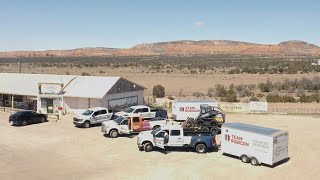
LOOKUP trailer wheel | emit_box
[144,142,153,152]
[201,127,209,132]
[195,143,207,153]
[250,157,259,166]
[240,155,249,163]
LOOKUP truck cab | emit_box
[73,107,113,128]
[137,125,216,153]
[101,115,167,138]
[115,105,156,119]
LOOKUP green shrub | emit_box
[153,85,165,98]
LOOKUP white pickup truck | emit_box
[101,115,167,138]
[115,105,167,119]
[73,107,114,128]
[137,125,217,153]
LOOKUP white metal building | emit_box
[0,73,145,115]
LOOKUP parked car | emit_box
[101,114,167,138]
[9,111,47,126]
[221,123,289,166]
[115,105,167,119]
[73,107,114,128]
[137,125,217,153]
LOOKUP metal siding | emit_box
[103,90,144,109]
[107,78,144,94]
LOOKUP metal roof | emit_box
[0,73,123,99]
[63,76,120,99]
[0,73,76,96]
[222,123,281,136]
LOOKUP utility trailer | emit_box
[172,100,219,121]
[221,123,289,166]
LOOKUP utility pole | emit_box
[18,61,21,73]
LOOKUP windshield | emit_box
[151,127,162,135]
[82,110,93,116]
[114,116,126,124]
[124,107,135,113]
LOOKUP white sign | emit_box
[40,84,62,94]
[249,102,268,112]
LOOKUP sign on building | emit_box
[39,83,63,94]
[249,102,268,112]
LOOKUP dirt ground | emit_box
[0,112,319,180]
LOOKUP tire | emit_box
[144,142,153,152]
[83,121,90,128]
[240,155,249,163]
[152,125,160,130]
[250,157,259,166]
[22,120,28,126]
[109,129,119,138]
[197,120,204,127]
[210,120,218,126]
[195,143,207,153]
[201,127,209,131]
[40,117,46,123]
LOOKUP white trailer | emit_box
[172,100,219,120]
[221,123,288,166]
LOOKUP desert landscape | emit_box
[0,112,319,180]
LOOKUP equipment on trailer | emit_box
[182,104,225,132]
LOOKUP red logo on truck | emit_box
[225,134,249,146]
[180,107,185,112]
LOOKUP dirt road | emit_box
[0,112,319,180]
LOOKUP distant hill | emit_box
[0,40,319,58]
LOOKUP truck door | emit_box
[97,109,108,123]
[169,129,183,146]
[119,118,130,134]
[92,111,100,124]
[139,108,151,119]
[131,117,142,132]
[154,131,166,149]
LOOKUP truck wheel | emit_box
[109,129,119,138]
[144,142,153,152]
[250,157,259,166]
[240,155,249,163]
[152,125,160,130]
[201,127,209,131]
[195,144,207,153]
[22,120,28,126]
[83,121,90,128]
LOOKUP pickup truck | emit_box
[115,105,167,119]
[137,125,217,153]
[73,107,115,128]
[101,115,167,138]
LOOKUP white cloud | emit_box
[195,21,205,28]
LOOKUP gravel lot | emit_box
[0,112,319,180]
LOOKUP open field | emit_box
[1,112,319,180]
[1,63,320,95]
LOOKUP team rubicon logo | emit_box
[225,134,230,141]
[225,134,249,146]
[180,107,185,112]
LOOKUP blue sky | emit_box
[0,0,319,51]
